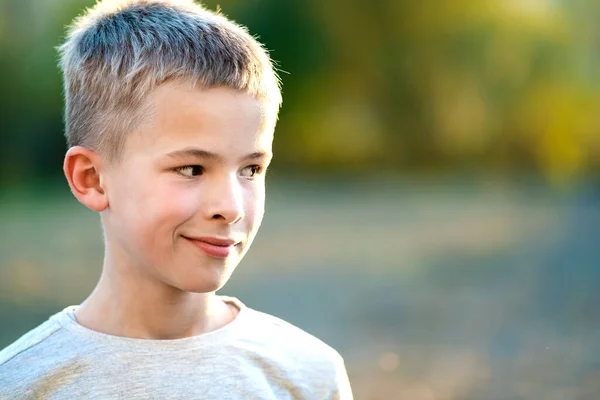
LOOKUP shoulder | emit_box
[246,308,342,359]
[235,304,346,373]
[230,304,353,398]
[0,317,62,368]
[0,310,80,397]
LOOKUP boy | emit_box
[0,1,353,398]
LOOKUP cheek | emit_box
[146,185,197,228]
[246,184,266,229]
[123,181,197,246]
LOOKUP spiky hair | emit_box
[58,0,282,160]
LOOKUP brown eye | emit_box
[175,165,204,177]
[241,165,262,178]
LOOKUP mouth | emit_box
[183,236,241,258]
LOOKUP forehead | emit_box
[125,83,274,158]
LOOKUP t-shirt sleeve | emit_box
[331,354,353,400]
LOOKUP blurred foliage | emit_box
[0,0,599,186]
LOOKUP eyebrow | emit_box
[165,148,272,163]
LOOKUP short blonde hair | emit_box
[58,0,282,160]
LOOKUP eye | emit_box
[241,165,262,178]
[174,165,204,177]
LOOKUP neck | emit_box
[74,259,235,340]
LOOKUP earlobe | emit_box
[63,146,109,212]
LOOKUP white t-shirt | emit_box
[0,296,352,399]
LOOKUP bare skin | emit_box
[73,265,238,340]
[64,84,273,339]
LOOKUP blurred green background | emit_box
[1,0,599,398]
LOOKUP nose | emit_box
[204,174,245,225]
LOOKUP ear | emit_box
[63,146,109,212]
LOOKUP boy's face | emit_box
[101,83,274,293]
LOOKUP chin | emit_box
[171,264,235,294]
[177,279,227,294]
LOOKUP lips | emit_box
[183,236,240,258]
